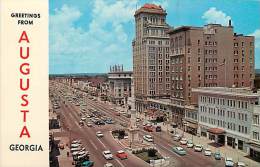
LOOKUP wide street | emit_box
[50,80,225,167]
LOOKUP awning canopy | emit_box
[208,128,225,134]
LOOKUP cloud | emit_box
[202,7,231,26]
[50,0,138,73]
[250,29,260,48]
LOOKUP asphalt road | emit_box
[51,81,225,167]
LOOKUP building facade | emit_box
[193,87,260,161]
[133,4,171,112]
[108,65,132,106]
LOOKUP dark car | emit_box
[156,126,162,132]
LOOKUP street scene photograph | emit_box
[48,0,260,167]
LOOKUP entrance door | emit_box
[238,140,243,150]
[218,135,225,146]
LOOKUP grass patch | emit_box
[133,148,163,163]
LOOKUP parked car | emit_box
[96,131,104,138]
[155,126,162,132]
[81,117,86,121]
[194,144,203,152]
[102,150,113,160]
[214,151,221,160]
[143,135,154,142]
[104,162,114,167]
[87,122,92,127]
[172,146,186,156]
[225,157,234,167]
[236,162,246,167]
[71,140,81,144]
[79,121,84,126]
[116,150,128,160]
[187,140,194,148]
[180,138,188,145]
[80,160,94,167]
[204,148,212,156]
[71,143,81,148]
[173,134,181,141]
[144,126,153,132]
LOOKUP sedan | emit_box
[194,144,203,152]
[116,150,128,160]
[214,151,221,160]
[204,148,212,156]
[180,138,188,145]
[172,146,186,156]
[187,140,194,148]
[102,150,113,160]
[96,131,104,138]
[143,135,154,142]
[225,157,234,167]
[104,162,114,167]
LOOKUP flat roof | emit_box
[192,87,260,98]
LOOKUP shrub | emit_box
[148,148,157,157]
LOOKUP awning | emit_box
[208,128,225,134]
[186,122,198,129]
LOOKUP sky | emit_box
[49,0,260,74]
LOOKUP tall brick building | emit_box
[133,4,171,112]
[168,23,255,106]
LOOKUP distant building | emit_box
[108,65,132,106]
[133,4,171,113]
[255,71,260,89]
[193,87,260,161]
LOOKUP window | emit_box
[253,132,260,140]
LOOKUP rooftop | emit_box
[135,3,166,16]
[192,87,260,98]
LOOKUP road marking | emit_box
[90,140,98,150]
[115,159,125,167]
[97,138,106,148]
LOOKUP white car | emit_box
[104,163,114,167]
[71,143,81,148]
[81,117,86,121]
[87,122,93,127]
[180,138,187,145]
[204,148,212,156]
[143,135,154,142]
[187,140,194,148]
[71,147,82,152]
[194,144,203,152]
[102,150,113,160]
[225,157,234,167]
[96,131,104,138]
[237,162,246,167]
[173,134,181,141]
[71,140,81,144]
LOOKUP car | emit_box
[79,121,84,126]
[143,135,154,142]
[225,157,234,167]
[81,117,86,121]
[71,140,81,144]
[194,144,203,152]
[172,146,186,156]
[236,162,246,167]
[116,150,128,160]
[204,148,212,156]
[96,131,104,138]
[144,126,153,132]
[214,151,221,160]
[80,160,94,167]
[173,134,181,141]
[136,118,141,122]
[71,147,82,152]
[104,162,114,167]
[102,150,113,160]
[87,122,93,127]
[71,143,81,148]
[180,138,188,145]
[156,126,162,132]
[187,140,194,148]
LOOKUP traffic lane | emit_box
[85,99,223,167]
[66,101,149,167]
[59,104,108,167]
[61,103,126,167]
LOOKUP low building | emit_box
[193,87,260,161]
[108,65,132,106]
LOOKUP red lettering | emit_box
[20,78,29,91]
[21,94,28,106]
[20,63,30,75]
[18,31,30,43]
[19,126,31,138]
[21,110,29,122]
[20,47,30,59]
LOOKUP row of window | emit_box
[200,96,249,109]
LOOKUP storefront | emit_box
[248,142,260,162]
[208,128,226,146]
